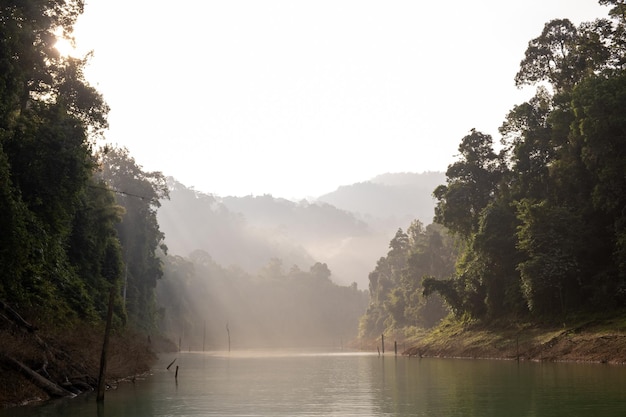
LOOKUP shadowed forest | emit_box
[2,0,626,406]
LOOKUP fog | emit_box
[155,172,442,348]
[158,172,443,288]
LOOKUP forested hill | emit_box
[158,179,316,274]
[157,174,443,288]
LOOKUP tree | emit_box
[310,262,331,282]
[471,200,525,317]
[67,179,126,323]
[515,18,611,92]
[360,223,457,337]
[500,87,555,200]
[97,147,169,330]
[403,223,456,327]
[516,200,583,315]
[434,130,503,239]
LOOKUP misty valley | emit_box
[155,173,444,349]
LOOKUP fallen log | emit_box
[0,300,36,332]
[1,355,75,398]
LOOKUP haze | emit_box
[73,0,607,200]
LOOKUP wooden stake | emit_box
[226,322,231,352]
[97,286,115,402]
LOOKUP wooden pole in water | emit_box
[226,322,231,352]
[97,286,115,402]
[175,365,179,380]
[394,341,397,356]
[381,334,385,354]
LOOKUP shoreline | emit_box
[402,316,626,365]
[0,325,175,410]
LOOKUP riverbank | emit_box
[0,317,175,409]
[403,314,626,364]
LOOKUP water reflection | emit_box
[3,352,626,417]
[374,357,626,417]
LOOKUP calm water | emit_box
[4,351,626,417]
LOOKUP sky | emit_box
[71,0,610,200]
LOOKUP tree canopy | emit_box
[424,2,626,321]
[0,1,166,331]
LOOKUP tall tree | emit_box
[434,129,504,239]
[515,18,612,92]
[97,147,169,330]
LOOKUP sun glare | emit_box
[54,37,75,57]
[53,27,79,58]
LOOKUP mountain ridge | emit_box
[157,171,445,288]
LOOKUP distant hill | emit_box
[316,171,445,229]
[158,179,316,273]
[220,194,369,243]
[157,172,445,288]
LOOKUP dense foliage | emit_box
[96,147,169,330]
[426,2,626,322]
[1,0,109,319]
[0,1,166,331]
[359,222,457,339]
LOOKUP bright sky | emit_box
[73,0,609,200]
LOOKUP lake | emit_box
[4,350,626,416]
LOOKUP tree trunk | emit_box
[97,286,115,402]
[0,355,74,398]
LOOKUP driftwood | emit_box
[0,300,48,355]
[1,355,75,398]
[0,300,37,332]
[0,300,96,398]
